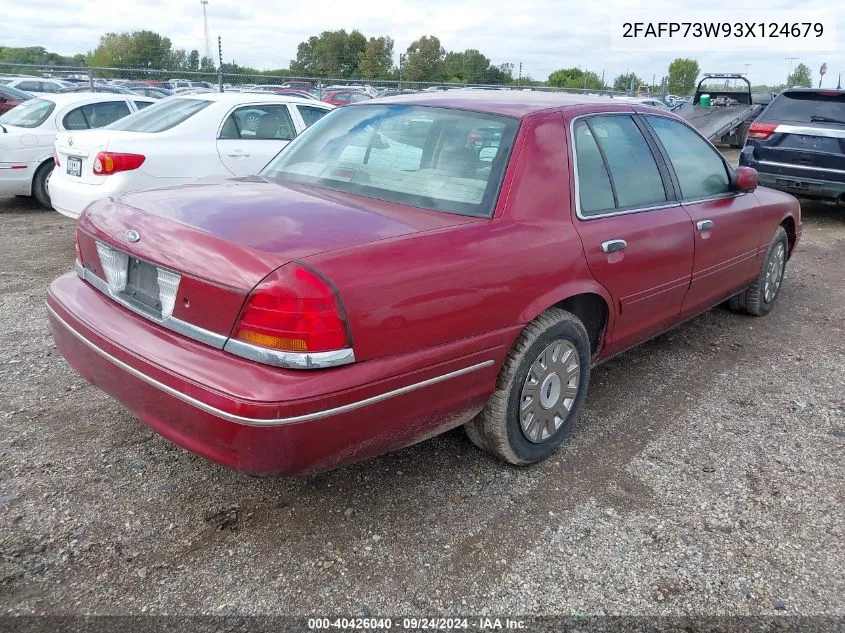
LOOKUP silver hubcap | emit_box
[519,340,580,444]
[764,242,786,303]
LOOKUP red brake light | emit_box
[747,122,778,140]
[74,232,82,264]
[93,152,145,175]
[233,264,351,354]
[817,91,841,97]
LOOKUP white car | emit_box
[1,77,76,95]
[49,92,334,219]
[0,93,154,208]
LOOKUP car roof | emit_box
[170,92,328,105]
[31,93,154,106]
[364,90,640,117]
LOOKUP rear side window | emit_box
[760,91,845,124]
[573,121,615,215]
[219,105,295,140]
[297,105,329,127]
[645,116,730,199]
[106,98,210,132]
[16,81,42,92]
[134,100,153,110]
[574,115,667,216]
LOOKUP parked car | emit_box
[740,88,845,204]
[615,96,672,111]
[0,84,34,114]
[49,93,334,219]
[46,92,801,476]
[0,93,154,207]
[252,89,319,101]
[322,90,373,106]
[3,77,75,95]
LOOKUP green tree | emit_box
[290,36,319,76]
[613,72,641,92]
[548,67,603,89]
[357,36,394,79]
[199,56,215,72]
[89,31,174,69]
[188,49,200,71]
[667,58,700,95]
[786,62,812,88]
[403,36,445,82]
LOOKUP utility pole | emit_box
[217,36,223,92]
[601,69,605,93]
[398,54,405,92]
[518,61,522,90]
[785,57,798,81]
[201,1,212,64]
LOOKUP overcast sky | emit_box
[2,0,842,86]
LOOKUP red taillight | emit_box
[74,233,82,264]
[233,264,351,354]
[747,122,778,140]
[53,146,60,167]
[93,152,145,175]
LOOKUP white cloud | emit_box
[1,0,841,86]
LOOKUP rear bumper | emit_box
[48,172,140,219]
[47,273,503,475]
[741,152,845,202]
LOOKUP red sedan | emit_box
[0,84,33,115]
[322,89,372,106]
[47,92,801,476]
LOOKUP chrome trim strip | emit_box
[47,302,494,427]
[223,338,355,369]
[758,160,845,176]
[775,124,845,140]
[75,260,228,349]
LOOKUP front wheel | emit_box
[464,308,591,465]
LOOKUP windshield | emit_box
[0,85,34,100]
[105,98,210,132]
[0,98,55,128]
[261,104,519,217]
[761,91,845,124]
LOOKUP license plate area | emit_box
[66,157,82,177]
[122,257,163,317]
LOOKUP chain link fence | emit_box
[0,62,642,98]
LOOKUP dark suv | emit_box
[740,88,845,204]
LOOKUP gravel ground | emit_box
[0,187,843,617]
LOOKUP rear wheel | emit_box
[32,160,54,209]
[735,226,789,316]
[464,308,591,465]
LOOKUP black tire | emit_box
[32,160,54,209]
[464,308,591,465]
[736,226,789,317]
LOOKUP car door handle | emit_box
[601,239,627,254]
[697,219,714,231]
[227,151,250,157]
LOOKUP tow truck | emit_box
[674,73,764,147]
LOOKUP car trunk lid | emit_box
[76,177,480,338]
[55,129,149,186]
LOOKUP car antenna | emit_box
[0,123,7,133]
[838,73,842,90]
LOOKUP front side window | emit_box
[106,98,210,132]
[0,98,55,128]
[261,104,519,217]
[574,115,667,216]
[645,115,731,199]
[219,105,295,140]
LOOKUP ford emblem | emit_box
[125,230,140,243]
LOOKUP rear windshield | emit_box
[261,104,519,218]
[0,98,55,128]
[760,91,845,124]
[0,85,34,100]
[105,98,210,132]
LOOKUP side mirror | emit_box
[733,166,758,193]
